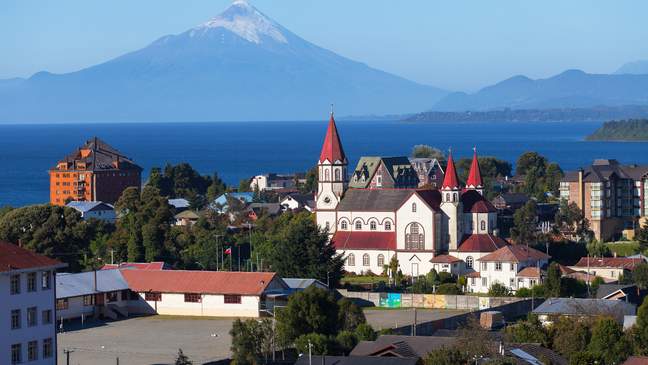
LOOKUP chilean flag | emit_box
[224,248,232,255]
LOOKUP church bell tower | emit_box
[316,109,347,233]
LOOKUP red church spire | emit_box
[441,150,460,190]
[466,147,483,188]
[319,110,346,163]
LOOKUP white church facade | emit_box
[315,113,550,293]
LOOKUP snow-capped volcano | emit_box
[0,1,447,122]
[192,0,287,44]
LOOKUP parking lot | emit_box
[363,307,469,330]
[57,316,234,365]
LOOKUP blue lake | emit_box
[1,120,647,207]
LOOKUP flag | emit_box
[225,248,232,255]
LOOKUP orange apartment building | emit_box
[49,137,142,206]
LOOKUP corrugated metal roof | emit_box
[533,298,636,318]
[57,270,129,299]
[283,278,327,290]
[168,198,190,209]
[66,201,114,213]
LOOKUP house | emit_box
[66,201,116,222]
[56,270,132,321]
[315,112,532,282]
[212,192,254,213]
[622,356,648,365]
[568,257,644,281]
[283,278,329,293]
[280,193,315,212]
[560,159,648,241]
[349,156,420,189]
[122,270,288,317]
[350,335,456,358]
[1,241,66,365]
[596,284,647,306]
[246,203,282,220]
[294,356,418,365]
[250,173,300,191]
[410,157,445,188]
[492,193,530,212]
[174,210,201,226]
[101,262,170,271]
[533,298,636,326]
[49,137,142,206]
[168,198,190,212]
[504,344,568,365]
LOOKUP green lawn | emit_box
[341,275,388,284]
[606,241,641,256]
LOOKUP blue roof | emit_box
[66,201,113,213]
[57,270,129,299]
[168,198,190,209]
[213,192,254,207]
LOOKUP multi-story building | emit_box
[410,157,445,188]
[560,159,648,241]
[49,137,142,206]
[349,156,419,189]
[1,241,66,365]
[250,173,305,191]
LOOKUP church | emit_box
[315,112,549,293]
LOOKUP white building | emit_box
[66,201,116,223]
[1,241,66,365]
[250,173,299,191]
[314,113,525,284]
[280,193,315,212]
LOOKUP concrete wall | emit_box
[131,292,262,318]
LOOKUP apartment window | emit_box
[56,298,69,310]
[27,272,37,292]
[42,310,52,324]
[11,309,21,329]
[481,262,487,271]
[43,338,53,358]
[385,221,392,230]
[495,262,502,271]
[341,221,348,230]
[482,277,488,287]
[41,271,51,290]
[377,254,385,267]
[370,221,377,230]
[145,292,162,301]
[10,274,20,295]
[184,293,202,303]
[466,256,474,269]
[28,341,38,361]
[363,254,370,266]
[355,221,362,230]
[510,263,515,271]
[510,278,515,288]
[347,253,355,266]
[83,295,95,306]
[27,307,37,327]
[224,294,242,304]
[11,343,21,364]
[470,277,476,286]
[530,279,537,286]
[106,292,118,302]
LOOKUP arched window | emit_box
[347,254,355,266]
[335,168,341,181]
[370,221,377,230]
[481,220,486,231]
[341,221,348,230]
[466,256,474,269]
[412,203,417,212]
[405,223,424,250]
[325,222,330,231]
[363,254,370,266]
[377,254,385,267]
[453,193,458,202]
[445,193,450,201]
[355,221,362,230]
[324,169,330,181]
[385,221,392,230]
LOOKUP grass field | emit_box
[606,241,641,256]
[341,275,388,284]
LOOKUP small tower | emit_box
[466,147,484,195]
[316,109,348,233]
[440,150,462,251]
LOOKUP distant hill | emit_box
[586,119,648,141]
[615,60,648,75]
[0,0,447,123]
[432,69,648,112]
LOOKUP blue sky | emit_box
[2,0,647,91]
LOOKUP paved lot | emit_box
[57,316,233,365]
[363,308,469,330]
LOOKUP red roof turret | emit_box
[441,151,460,190]
[466,148,483,188]
[319,112,346,163]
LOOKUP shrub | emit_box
[294,333,331,355]
[488,282,511,297]
[436,283,462,295]
[355,323,377,341]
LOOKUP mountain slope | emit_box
[615,60,648,75]
[0,0,447,122]
[432,69,648,112]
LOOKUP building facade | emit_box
[410,157,445,188]
[66,201,116,223]
[1,241,66,365]
[560,159,648,241]
[49,137,142,206]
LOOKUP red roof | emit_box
[101,262,169,271]
[465,271,481,278]
[121,270,280,296]
[441,151,460,190]
[415,189,441,210]
[461,190,497,213]
[457,234,508,252]
[0,241,65,272]
[622,356,648,365]
[430,254,461,263]
[332,231,396,250]
[572,257,643,270]
[479,244,550,262]
[517,266,543,278]
[319,113,346,163]
[466,148,483,188]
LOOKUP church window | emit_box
[481,220,486,231]
[347,254,355,266]
[405,223,424,250]
[445,193,450,201]
[362,254,370,266]
[341,221,348,230]
[377,254,385,267]
[385,221,392,230]
[324,169,330,181]
[325,222,330,231]
[335,168,341,181]
[453,193,458,202]
[466,256,474,269]
[370,221,377,230]
[355,221,362,230]
[412,203,417,212]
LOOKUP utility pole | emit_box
[64,349,74,365]
[412,307,417,336]
[308,340,313,365]
[110,249,114,265]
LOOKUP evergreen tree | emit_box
[276,287,340,344]
[588,317,630,364]
[633,263,648,290]
[636,296,648,355]
[551,317,590,360]
[511,200,538,245]
[545,262,562,297]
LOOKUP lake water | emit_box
[1,120,647,207]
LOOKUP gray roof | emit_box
[57,270,129,299]
[563,159,648,183]
[533,298,636,322]
[247,203,281,215]
[283,278,328,290]
[596,284,637,299]
[57,137,141,172]
[350,335,456,358]
[66,201,114,213]
[337,189,414,211]
[168,198,190,209]
[295,356,418,365]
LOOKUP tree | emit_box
[633,263,648,290]
[175,349,192,365]
[511,200,538,245]
[299,166,318,194]
[551,317,590,360]
[335,331,358,355]
[488,282,511,297]
[457,156,512,198]
[276,287,340,344]
[505,314,548,345]
[554,200,593,243]
[424,346,468,365]
[588,317,630,364]
[635,296,648,355]
[238,178,251,192]
[545,262,562,298]
[586,239,611,258]
[355,323,377,341]
[637,221,648,248]
[230,318,273,365]
[294,333,331,355]
[337,298,366,331]
[516,152,548,176]
[412,144,445,160]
